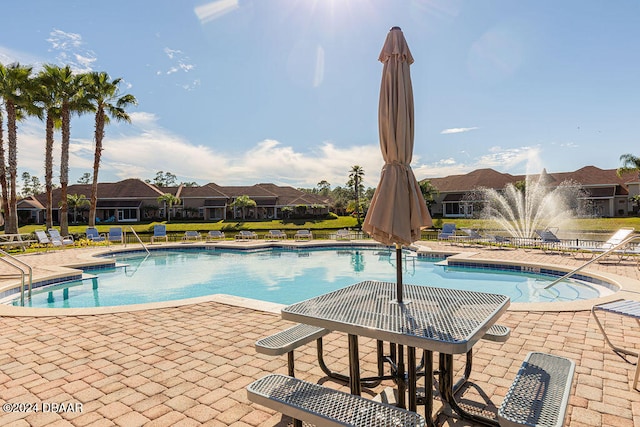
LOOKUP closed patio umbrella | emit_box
[363,26,432,303]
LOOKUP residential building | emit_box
[18,179,330,225]
[425,166,639,218]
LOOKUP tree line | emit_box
[0,62,137,235]
[300,165,440,226]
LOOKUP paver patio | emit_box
[0,242,639,426]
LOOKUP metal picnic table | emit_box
[282,280,510,426]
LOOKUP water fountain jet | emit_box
[463,174,589,239]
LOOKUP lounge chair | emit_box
[534,228,563,253]
[264,230,286,240]
[235,230,258,240]
[35,230,56,247]
[48,229,74,246]
[449,228,484,246]
[486,234,511,249]
[591,299,640,390]
[151,224,168,244]
[86,227,106,242]
[437,223,457,241]
[335,229,351,240]
[107,227,124,244]
[206,230,225,241]
[294,230,313,240]
[570,228,635,260]
[182,231,202,242]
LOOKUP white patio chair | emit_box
[47,229,74,246]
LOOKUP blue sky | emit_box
[1,0,639,189]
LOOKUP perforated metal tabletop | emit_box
[282,280,510,354]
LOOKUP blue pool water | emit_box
[16,247,607,308]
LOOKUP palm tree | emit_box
[0,87,7,228]
[231,195,257,220]
[617,154,640,178]
[66,193,89,224]
[34,64,65,229]
[348,165,365,227]
[83,72,137,227]
[157,193,181,222]
[52,65,91,236]
[0,63,35,233]
[419,180,439,213]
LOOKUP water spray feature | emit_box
[464,173,589,239]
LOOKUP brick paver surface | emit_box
[0,243,639,426]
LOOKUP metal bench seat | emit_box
[498,352,575,427]
[247,374,425,427]
[483,324,511,342]
[256,323,330,380]
[255,324,329,356]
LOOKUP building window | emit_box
[118,209,138,222]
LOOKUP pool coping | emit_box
[1,240,639,316]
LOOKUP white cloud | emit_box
[14,112,544,192]
[412,146,542,179]
[440,127,478,134]
[230,140,384,188]
[560,141,579,148]
[158,46,196,89]
[47,113,382,188]
[164,48,181,60]
[46,29,97,72]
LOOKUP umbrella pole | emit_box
[396,243,403,303]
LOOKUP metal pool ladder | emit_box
[545,234,640,289]
[0,249,33,306]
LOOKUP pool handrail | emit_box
[129,226,150,255]
[0,249,33,305]
[545,233,640,289]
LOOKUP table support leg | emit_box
[287,352,295,377]
[408,346,417,412]
[439,353,499,426]
[424,350,434,427]
[316,338,384,387]
[397,344,406,408]
[347,334,361,396]
[390,342,397,366]
[377,340,385,377]
[452,349,472,394]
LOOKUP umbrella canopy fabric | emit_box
[363,27,432,247]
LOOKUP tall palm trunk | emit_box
[45,113,54,229]
[6,101,19,234]
[89,105,105,227]
[59,104,70,235]
[355,174,360,226]
[0,113,8,229]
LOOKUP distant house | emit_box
[21,179,330,225]
[426,166,639,218]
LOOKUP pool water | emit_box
[16,247,606,308]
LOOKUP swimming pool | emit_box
[13,246,611,309]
